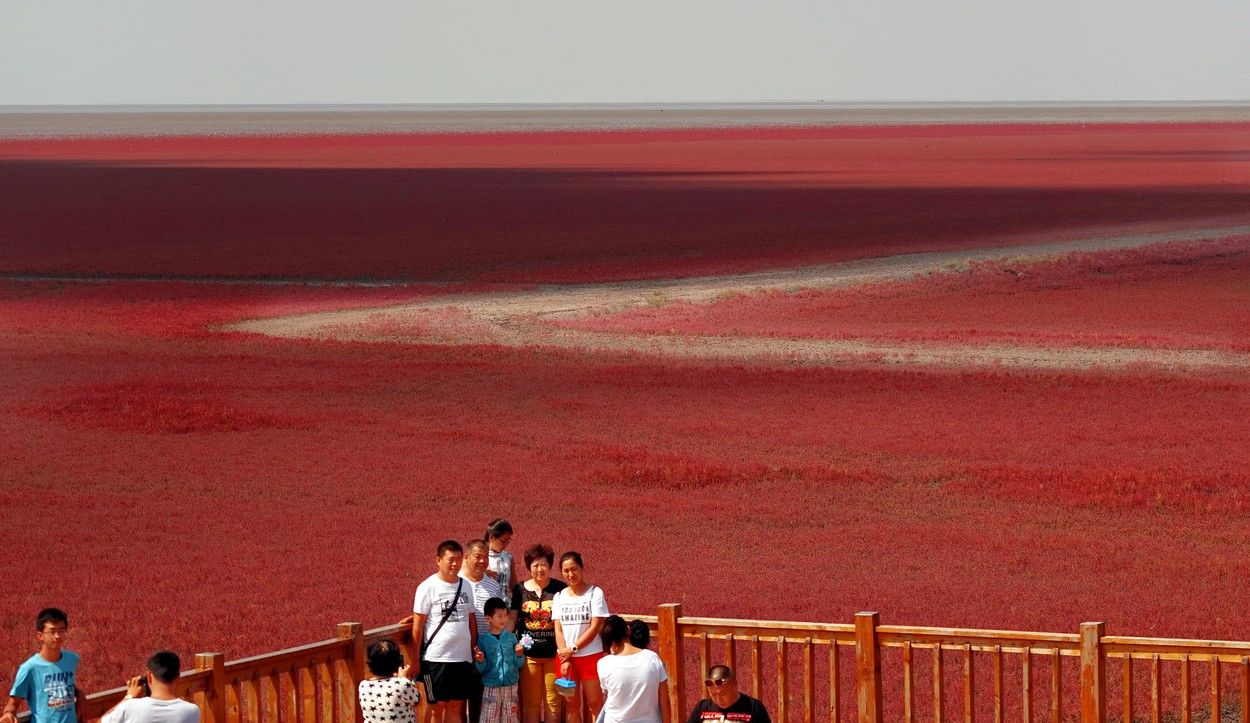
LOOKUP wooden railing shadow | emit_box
[27,605,1250,723]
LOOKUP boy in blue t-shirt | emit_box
[2,608,80,723]
[474,598,524,723]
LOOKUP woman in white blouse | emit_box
[553,552,609,723]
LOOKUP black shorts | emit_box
[424,661,478,703]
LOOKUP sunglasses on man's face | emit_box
[705,678,732,687]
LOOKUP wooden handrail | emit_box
[27,608,1250,723]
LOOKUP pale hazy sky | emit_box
[2,0,1249,105]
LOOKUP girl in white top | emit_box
[553,551,610,723]
[484,519,516,630]
[596,617,670,723]
[484,519,516,602]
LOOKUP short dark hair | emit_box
[465,539,488,554]
[559,551,583,569]
[484,597,509,617]
[366,640,405,677]
[600,615,628,650]
[36,608,68,632]
[147,651,181,684]
[628,619,651,649]
[523,544,554,569]
[436,540,463,558]
[485,519,513,541]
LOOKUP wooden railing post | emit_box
[855,612,883,723]
[658,604,687,718]
[337,622,367,723]
[1080,622,1106,723]
[195,653,227,723]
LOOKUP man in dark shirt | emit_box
[685,665,771,723]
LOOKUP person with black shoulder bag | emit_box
[410,540,484,723]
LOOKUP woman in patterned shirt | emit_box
[511,544,567,723]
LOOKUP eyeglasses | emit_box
[705,678,732,687]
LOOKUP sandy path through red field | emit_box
[231,219,1250,372]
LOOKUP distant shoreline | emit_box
[2,102,1249,138]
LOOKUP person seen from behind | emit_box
[511,544,567,723]
[685,666,770,723]
[3,608,78,723]
[358,640,420,723]
[596,616,669,723]
[100,651,200,723]
[474,598,524,723]
[552,552,609,723]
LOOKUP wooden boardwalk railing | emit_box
[27,605,1250,723]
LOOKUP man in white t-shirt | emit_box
[100,651,200,723]
[412,540,483,723]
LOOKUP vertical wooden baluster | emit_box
[725,634,736,674]
[316,659,334,723]
[903,642,914,723]
[700,633,710,680]
[1079,623,1105,723]
[777,637,789,723]
[270,673,284,723]
[1022,647,1031,723]
[804,638,815,723]
[963,645,975,723]
[331,658,346,723]
[282,670,298,723]
[751,636,762,699]
[229,679,243,723]
[1122,656,1132,723]
[1211,657,1222,723]
[830,642,840,723]
[1240,657,1249,723]
[657,604,686,721]
[934,645,944,723]
[262,673,279,723]
[336,623,366,723]
[1050,650,1061,723]
[244,676,261,723]
[1150,655,1161,723]
[853,613,882,723]
[992,646,1002,723]
[196,653,227,723]
[297,666,315,723]
[1181,655,1190,723]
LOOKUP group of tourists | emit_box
[394,519,770,723]
[2,519,771,723]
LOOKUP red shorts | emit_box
[570,652,606,681]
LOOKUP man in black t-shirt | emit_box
[685,665,771,723]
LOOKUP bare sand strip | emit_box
[5,102,1249,139]
[232,221,1250,372]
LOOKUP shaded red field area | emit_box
[558,237,1250,351]
[3,123,1250,282]
[3,281,1250,692]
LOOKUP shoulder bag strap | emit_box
[423,578,464,648]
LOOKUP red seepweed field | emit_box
[2,122,1250,700]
